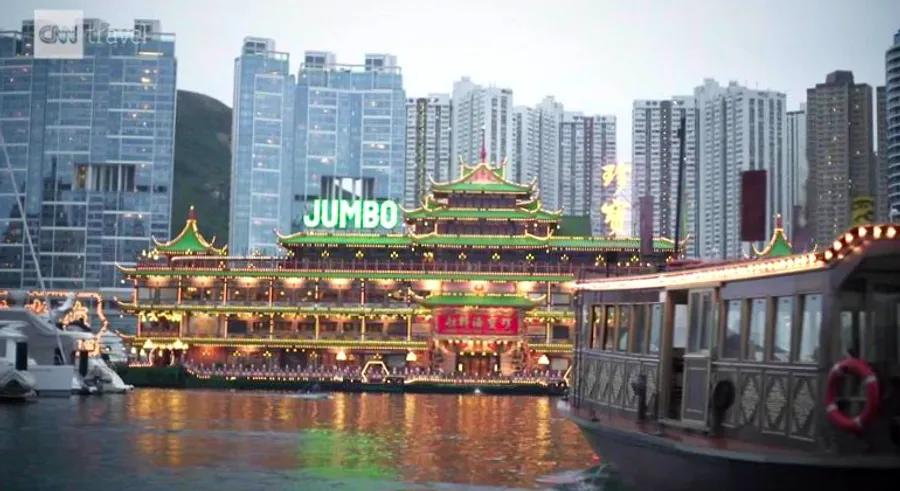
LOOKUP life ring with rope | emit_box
[824,357,880,433]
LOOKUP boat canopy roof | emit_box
[577,224,899,292]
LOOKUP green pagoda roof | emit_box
[152,206,226,256]
[753,217,793,258]
[418,293,542,308]
[430,162,533,194]
[404,208,561,221]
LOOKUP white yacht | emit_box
[0,325,37,400]
[0,292,132,396]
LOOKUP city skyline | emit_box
[4,0,898,154]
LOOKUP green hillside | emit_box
[172,90,231,243]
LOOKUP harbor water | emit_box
[0,389,626,490]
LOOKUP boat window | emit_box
[591,306,604,349]
[603,306,617,350]
[772,296,793,362]
[840,311,860,358]
[798,294,822,362]
[689,293,700,351]
[631,305,646,353]
[688,292,713,353]
[649,304,662,354]
[746,298,767,361]
[723,300,742,359]
[859,309,884,363]
[673,304,688,348]
[618,305,631,351]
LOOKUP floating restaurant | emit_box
[117,160,674,391]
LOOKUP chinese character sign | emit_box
[435,308,520,336]
[601,199,630,236]
[599,163,632,237]
[601,164,630,189]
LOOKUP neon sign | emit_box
[435,308,520,336]
[302,199,400,229]
[600,163,631,237]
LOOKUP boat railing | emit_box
[141,257,581,276]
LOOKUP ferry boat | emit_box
[570,223,900,490]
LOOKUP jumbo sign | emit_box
[302,199,400,229]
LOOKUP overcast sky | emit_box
[7,0,900,155]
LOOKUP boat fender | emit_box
[710,379,735,432]
[711,379,735,411]
[825,358,880,434]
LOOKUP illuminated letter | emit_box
[339,200,362,229]
[321,200,339,228]
[362,201,380,228]
[302,199,321,228]
[380,201,399,229]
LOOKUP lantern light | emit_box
[537,354,550,365]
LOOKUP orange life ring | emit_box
[824,357,880,433]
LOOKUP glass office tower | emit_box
[0,19,176,291]
[229,37,293,255]
[293,52,405,231]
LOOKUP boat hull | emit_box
[0,368,37,401]
[571,413,900,491]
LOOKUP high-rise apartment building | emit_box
[631,98,698,256]
[293,52,405,229]
[560,114,617,235]
[511,97,564,210]
[0,19,176,290]
[404,94,451,207]
[451,77,513,179]
[786,104,808,228]
[806,71,875,246]
[694,79,789,260]
[877,87,888,222]
[886,30,900,221]
[229,37,294,255]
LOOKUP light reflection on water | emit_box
[0,389,612,490]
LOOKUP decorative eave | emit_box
[400,194,446,215]
[415,293,545,308]
[752,216,793,258]
[119,267,578,283]
[430,162,534,195]
[128,335,428,351]
[402,204,562,221]
[152,206,226,256]
[118,301,427,317]
[274,230,676,251]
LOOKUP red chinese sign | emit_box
[435,308,520,336]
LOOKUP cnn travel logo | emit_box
[34,10,83,59]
